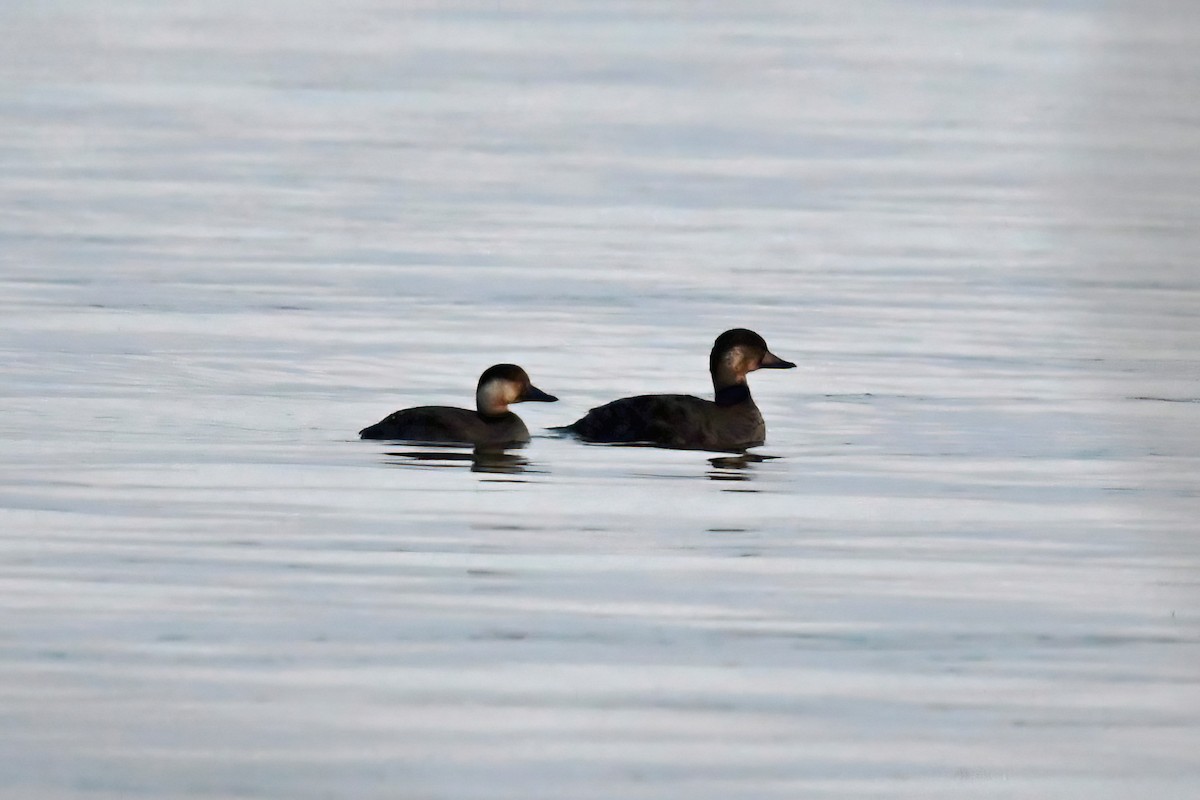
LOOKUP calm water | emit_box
[2,2,1199,798]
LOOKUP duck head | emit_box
[475,363,558,417]
[709,328,796,394]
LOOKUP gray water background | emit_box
[1,1,1198,798]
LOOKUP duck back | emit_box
[563,394,764,451]
[359,406,530,446]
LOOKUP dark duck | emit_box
[558,328,795,452]
[360,364,557,447]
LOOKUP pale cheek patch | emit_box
[723,346,755,375]
[477,378,511,413]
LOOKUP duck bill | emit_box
[521,385,559,402]
[759,350,797,369]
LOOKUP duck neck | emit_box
[712,370,752,407]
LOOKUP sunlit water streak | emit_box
[1,2,1198,799]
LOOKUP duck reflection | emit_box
[382,447,534,475]
[706,452,778,482]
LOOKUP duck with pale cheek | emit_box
[359,364,558,447]
[557,329,795,452]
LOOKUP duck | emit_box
[359,364,557,447]
[556,328,794,451]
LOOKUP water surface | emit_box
[1,2,1198,798]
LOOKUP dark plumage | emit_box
[558,329,794,452]
[360,364,557,447]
